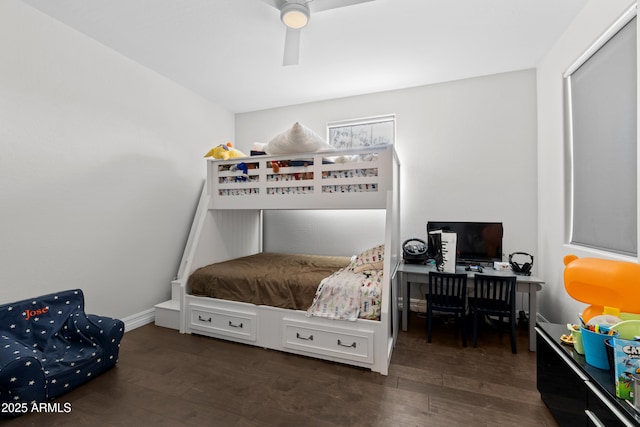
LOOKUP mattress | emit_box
[188,252,352,310]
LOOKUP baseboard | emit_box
[398,298,426,313]
[409,298,427,313]
[121,308,155,332]
[536,312,549,324]
[403,298,540,323]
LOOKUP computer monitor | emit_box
[426,221,503,265]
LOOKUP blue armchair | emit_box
[0,289,124,410]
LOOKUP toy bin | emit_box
[571,328,584,355]
[581,326,614,370]
[611,320,640,340]
[605,338,615,380]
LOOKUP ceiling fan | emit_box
[261,0,375,66]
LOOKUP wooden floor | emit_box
[6,313,558,426]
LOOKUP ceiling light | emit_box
[281,3,310,29]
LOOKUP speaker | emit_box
[509,252,534,275]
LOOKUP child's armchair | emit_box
[0,289,124,410]
[0,346,47,407]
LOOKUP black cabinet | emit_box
[537,327,587,424]
[585,382,629,427]
[536,322,640,427]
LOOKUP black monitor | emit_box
[426,221,503,265]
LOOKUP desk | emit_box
[398,262,544,351]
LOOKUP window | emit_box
[327,114,395,149]
[565,10,637,256]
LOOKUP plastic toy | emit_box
[564,254,640,322]
[204,142,246,160]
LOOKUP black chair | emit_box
[426,271,468,347]
[469,274,517,353]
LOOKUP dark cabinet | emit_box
[585,381,634,427]
[536,322,640,427]
[537,328,587,424]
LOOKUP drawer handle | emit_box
[296,332,313,341]
[337,339,357,348]
[584,410,606,427]
[198,315,212,323]
[228,321,243,328]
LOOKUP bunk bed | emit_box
[163,144,400,375]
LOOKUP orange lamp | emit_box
[564,254,640,322]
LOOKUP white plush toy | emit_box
[264,122,333,154]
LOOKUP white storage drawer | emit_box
[189,305,257,342]
[282,319,374,364]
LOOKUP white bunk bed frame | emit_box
[171,144,400,375]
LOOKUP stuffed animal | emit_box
[204,142,246,160]
[230,162,249,181]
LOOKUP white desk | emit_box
[398,262,544,351]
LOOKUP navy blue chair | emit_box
[469,274,517,353]
[427,271,468,347]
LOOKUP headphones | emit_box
[509,252,534,275]
[403,238,429,264]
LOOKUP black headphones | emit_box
[509,252,534,275]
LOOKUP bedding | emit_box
[306,268,383,321]
[189,243,386,320]
[352,243,385,273]
[306,244,385,320]
[188,252,351,310]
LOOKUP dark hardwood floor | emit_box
[6,313,558,426]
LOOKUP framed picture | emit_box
[327,114,395,149]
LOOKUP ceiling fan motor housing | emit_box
[280,2,310,29]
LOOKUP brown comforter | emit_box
[188,252,352,310]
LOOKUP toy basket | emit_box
[581,326,614,370]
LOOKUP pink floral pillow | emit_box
[353,244,385,273]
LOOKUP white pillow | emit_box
[352,244,385,273]
[264,122,333,154]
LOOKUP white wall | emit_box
[236,70,538,309]
[262,210,386,257]
[0,1,233,320]
[0,0,542,321]
[537,0,636,323]
[236,70,539,271]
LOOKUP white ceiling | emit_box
[21,0,588,113]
